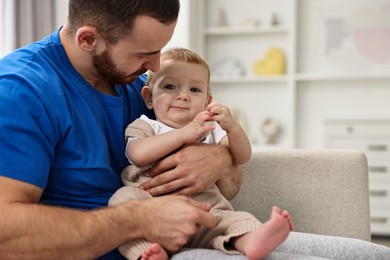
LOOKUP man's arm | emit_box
[140,143,243,200]
[0,176,217,259]
[215,161,243,200]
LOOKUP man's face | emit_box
[93,15,177,86]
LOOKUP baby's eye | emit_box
[190,87,201,93]
[164,84,176,90]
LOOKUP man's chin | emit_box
[116,75,141,85]
[123,71,147,84]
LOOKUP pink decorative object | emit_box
[353,28,390,63]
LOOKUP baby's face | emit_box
[151,59,210,129]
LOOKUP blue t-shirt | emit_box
[0,28,154,259]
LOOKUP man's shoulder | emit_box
[0,33,65,93]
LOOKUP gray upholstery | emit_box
[231,149,371,241]
[171,149,390,259]
[172,248,329,259]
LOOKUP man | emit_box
[0,1,242,259]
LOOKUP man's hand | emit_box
[139,143,242,199]
[134,195,217,252]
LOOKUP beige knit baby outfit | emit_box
[109,118,261,259]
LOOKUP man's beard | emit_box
[92,49,147,86]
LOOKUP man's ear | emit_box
[141,86,153,109]
[76,26,103,52]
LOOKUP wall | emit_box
[165,0,190,49]
[55,0,68,27]
[0,1,16,58]
[296,0,390,148]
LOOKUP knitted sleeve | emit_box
[125,118,155,141]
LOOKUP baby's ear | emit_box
[205,95,213,108]
[141,86,153,109]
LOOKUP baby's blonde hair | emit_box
[146,47,211,95]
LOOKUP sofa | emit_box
[172,149,390,259]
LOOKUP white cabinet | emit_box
[325,120,390,235]
[189,0,296,147]
[188,0,390,149]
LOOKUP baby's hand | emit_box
[182,111,215,143]
[206,101,237,131]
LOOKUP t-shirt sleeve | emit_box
[0,77,55,189]
[210,122,227,144]
[125,118,155,139]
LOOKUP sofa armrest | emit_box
[230,149,371,241]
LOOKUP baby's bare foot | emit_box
[141,243,168,260]
[233,206,293,260]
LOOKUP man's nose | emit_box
[143,53,161,72]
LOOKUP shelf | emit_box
[191,0,390,151]
[211,74,390,84]
[204,26,289,35]
[211,75,288,84]
[296,73,390,82]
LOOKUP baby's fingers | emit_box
[195,111,213,123]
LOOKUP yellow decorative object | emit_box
[253,47,285,75]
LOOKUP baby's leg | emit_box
[232,206,293,260]
[141,243,168,260]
